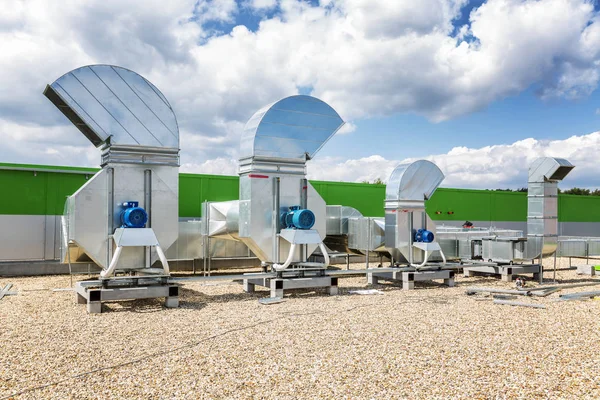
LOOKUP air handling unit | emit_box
[367,160,457,290]
[463,157,575,282]
[44,65,180,312]
[202,95,344,297]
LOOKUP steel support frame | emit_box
[74,280,180,314]
[243,276,338,298]
[368,269,455,290]
[463,264,541,282]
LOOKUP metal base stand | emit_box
[74,279,180,314]
[368,269,455,290]
[463,265,541,282]
[243,276,339,298]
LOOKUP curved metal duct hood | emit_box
[44,64,179,151]
[239,95,344,167]
[385,160,445,210]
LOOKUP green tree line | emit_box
[361,180,600,196]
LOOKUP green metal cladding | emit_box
[0,162,597,222]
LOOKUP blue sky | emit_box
[2,0,600,189]
[321,87,600,160]
[202,0,600,165]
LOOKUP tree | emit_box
[362,178,384,185]
[562,187,591,196]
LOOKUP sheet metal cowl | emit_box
[44,64,179,150]
[385,160,445,210]
[239,95,344,161]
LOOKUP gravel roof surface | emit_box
[1,257,600,399]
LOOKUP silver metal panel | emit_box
[239,95,344,160]
[326,205,362,235]
[588,240,600,256]
[557,239,586,257]
[113,228,159,247]
[43,215,57,260]
[280,229,322,244]
[44,65,179,149]
[348,217,385,253]
[482,239,524,262]
[326,205,342,235]
[0,215,46,261]
[209,238,252,258]
[64,169,110,267]
[165,220,203,260]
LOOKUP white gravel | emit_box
[1,257,600,399]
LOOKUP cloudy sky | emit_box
[2,0,600,189]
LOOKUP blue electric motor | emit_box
[281,206,315,230]
[414,228,434,243]
[120,201,148,228]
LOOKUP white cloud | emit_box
[303,132,600,189]
[335,122,356,135]
[1,0,600,183]
[246,0,279,10]
[181,157,237,175]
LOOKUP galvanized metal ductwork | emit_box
[202,200,240,241]
[323,205,367,254]
[45,65,179,275]
[384,160,445,264]
[523,157,575,259]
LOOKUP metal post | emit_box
[300,178,308,262]
[408,212,414,265]
[346,254,350,270]
[538,256,543,284]
[144,169,152,269]
[66,213,73,287]
[366,217,371,269]
[273,177,280,263]
[107,167,115,267]
[202,235,207,277]
[586,241,589,264]
[203,200,208,277]
[207,236,211,276]
[553,251,557,283]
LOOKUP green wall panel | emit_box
[558,194,600,222]
[179,174,239,218]
[1,162,599,223]
[310,180,386,217]
[0,168,90,215]
[426,189,527,222]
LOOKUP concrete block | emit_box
[577,265,597,276]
